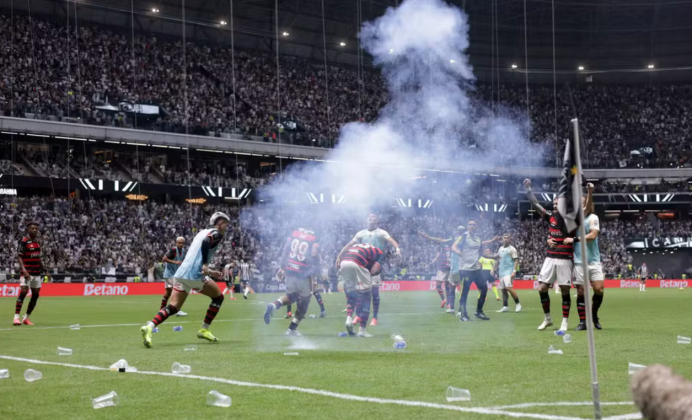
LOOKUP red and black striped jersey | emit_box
[543,210,574,260]
[18,237,42,275]
[342,244,384,270]
[437,245,451,271]
[284,228,319,275]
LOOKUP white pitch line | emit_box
[602,414,642,420]
[0,311,442,332]
[0,355,586,420]
[491,402,634,410]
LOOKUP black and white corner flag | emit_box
[557,138,581,235]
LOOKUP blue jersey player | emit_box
[160,237,188,317]
[140,212,230,348]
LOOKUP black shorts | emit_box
[241,280,249,286]
[640,276,648,282]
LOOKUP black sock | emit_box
[313,291,325,311]
[592,293,604,319]
[289,321,298,330]
[502,290,509,307]
[512,294,520,304]
[577,295,586,323]
[287,304,292,313]
[26,290,40,315]
[539,291,550,314]
[561,293,571,319]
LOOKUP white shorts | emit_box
[173,277,211,293]
[499,275,513,290]
[340,261,371,292]
[448,271,461,286]
[371,273,382,287]
[164,278,176,289]
[20,275,42,289]
[573,262,605,284]
[436,270,450,282]
[538,258,573,286]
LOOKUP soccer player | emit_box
[638,263,648,292]
[13,222,51,326]
[524,178,575,333]
[240,260,253,299]
[493,234,522,313]
[571,184,604,330]
[426,243,451,308]
[339,243,384,337]
[161,237,188,316]
[222,262,237,300]
[139,212,230,348]
[452,220,500,322]
[479,251,500,301]
[335,214,400,326]
[418,227,465,314]
[263,227,320,336]
[312,278,327,317]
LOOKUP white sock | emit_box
[222,288,228,295]
[545,314,552,322]
[244,288,249,296]
[146,321,155,329]
[292,317,300,325]
[22,314,28,321]
[202,322,210,330]
[14,314,20,320]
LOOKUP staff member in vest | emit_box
[161,237,188,317]
[479,251,500,301]
[452,220,499,322]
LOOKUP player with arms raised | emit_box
[13,222,51,326]
[419,226,465,314]
[264,227,320,336]
[336,214,400,326]
[140,212,230,347]
[161,237,188,316]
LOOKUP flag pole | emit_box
[571,118,602,420]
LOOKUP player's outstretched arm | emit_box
[387,237,401,256]
[451,236,464,256]
[584,182,595,216]
[523,179,548,216]
[417,231,453,244]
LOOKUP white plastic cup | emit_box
[172,362,191,374]
[207,390,232,408]
[563,334,572,344]
[629,362,647,375]
[109,359,128,371]
[69,324,80,330]
[390,334,404,342]
[24,369,42,382]
[184,345,197,352]
[57,346,73,356]
[92,391,119,409]
[677,335,691,345]
[284,352,300,356]
[0,369,9,379]
[446,386,471,402]
[548,345,563,355]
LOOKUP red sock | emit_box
[203,296,224,326]
[160,296,169,310]
[561,294,571,319]
[151,304,178,326]
[577,295,586,322]
[15,293,27,315]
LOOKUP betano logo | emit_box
[0,284,30,297]
[620,280,640,288]
[660,280,688,288]
[84,284,129,296]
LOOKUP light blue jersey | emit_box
[163,247,186,279]
[354,228,391,250]
[497,245,518,277]
[449,236,462,271]
[573,214,601,264]
[174,228,223,281]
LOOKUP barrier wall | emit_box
[1,279,688,297]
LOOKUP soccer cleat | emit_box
[345,316,355,336]
[264,304,275,325]
[474,312,490,321]
[445,308,455,314]
[285,329,302,337]
[140,325,153,348]
[369,318,378,326]
[319,311,326,318]
[341,308,348,313]
[353,316,362,325]
[515,303,522,312]
[537,319,553,331]
[13,318,21,326]
[496,307,509,313]
[22,318,34,326]
[440,299,447,308]
[460,313,471,322]
[284,311,292,319]
[197,328,219,343]
[559,318,569,332]
[357,329,373,338]
[229,297,237,300]
[243,295,248,300]
[593,319,602,330]
[175,311,188,317]
[575,322,587,331]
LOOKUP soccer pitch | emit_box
[1,289,689,419]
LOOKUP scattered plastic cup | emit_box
[57,346,73,356]
[391,334,404,342]
[0,369,9,379]
[152,327,159,333]
[184,345,197,352]
[284,352,300,356]
[554,330,565,337]
[446,386,471,402]
[69,324,80,331]
[207,390,232,408]
[92,391,119,409]
[172,362,191,374]
[563,334,572,344]
[309,314,316,319]
[393,341,407,349]
[173,326,183,332]
[109,359,137,373]
[629,362,647,375]
[548,345,563,355]
[24,369,42,382]
[338,332,348,337]
[677,335,691,345]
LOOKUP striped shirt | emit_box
[18,237,42,276]
[342,244,384,270]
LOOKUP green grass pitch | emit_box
[0,288,690,419]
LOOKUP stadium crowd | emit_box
[1,195,688,279]
[2,14,692,168]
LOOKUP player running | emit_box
[638,263,648,292]
[161,237,188,316]
[336,214,400,326]
[426,243,452,308]
[418,227,465,314]
[13,222,51,326]
[524,178,575,333]
[222,262,237,300]
[264,227,320,336]
[339,243,384,337]
[452,220,499,322]
[570,184,604,330]
[493,234,522,313]
[139,212,230,348]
